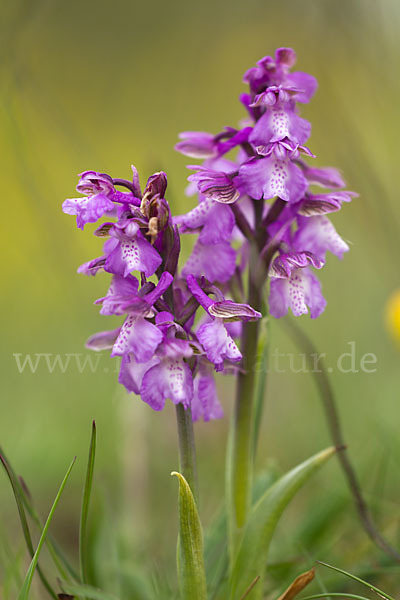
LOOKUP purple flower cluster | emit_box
[63,169,261,419]
[63,47,355,418]
[176,47,356,318]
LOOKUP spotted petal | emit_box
[141,359,194,411]
[269,268,326,319]
[249,106,311,147]
[197,319,242,371]
[105,230,162,277]
[112,316,162,362]
[235,156,307,203]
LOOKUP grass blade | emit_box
[0,453,58,599]
[1,447,79,583]
[17,457,76,600]
[302,595,373,600]
[317,562,396,600]
[80,420,97,585]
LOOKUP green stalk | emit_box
[230,273,262,530]
[227,198,267,553]
[175,404,199,504]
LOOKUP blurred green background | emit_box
[1,0,400,596]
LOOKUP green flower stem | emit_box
[230,274,262,530]
[176,404,199,503]
[228,198,267,540]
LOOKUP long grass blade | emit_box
[0,453,58,599]
[302,595,372,600]
[17,457,76,600]
[317,562,396,600]
[0,447,78,583]
[80,420,97,585]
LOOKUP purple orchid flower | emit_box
[108,272,173,363]
[244,47,317,103]
[135,312,194,411]
[268,251,326,318]
[297,162,347,188]
[187,275,261,370]
[249,104,311,150]
[175,196,235,245]
[188,166,240,204]
[102,219,162,278]
[192,361,224,422]
[62,171,138,230]
[293,215,349,261]
[175,131,218,159]
[234,155,307,203]
[297,190,356,216]
[182,240,236,283]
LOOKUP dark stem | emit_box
[282,318,400,563]
[175,404,199,503]
[231,203,254,240]
[262,197,286,229]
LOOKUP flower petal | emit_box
[141,359,194,410]
[299,163,346,188]
[269,268,326,319]
[192,367,223,422]
[182,240,236,283]
[118,353,159,394]
[294,216,349,261]
[188,168,239,204]
[85,328,120,351]
[235,156,307,203]
[112,316,162,362]
[197,319,241,370]
[249,107,311,147]
[105,231,162,277]
[175,131,217,159]
[269,251,323,279]
[62,193,114,230]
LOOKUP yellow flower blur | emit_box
[386,289,400,342]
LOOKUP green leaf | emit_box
[62,583,121,600]
[17,457,76,600]
[317,562,396,600]
[229,447,336,600]
[0,453,58,599]
[80,420,97,585]
[171,471,207,600]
